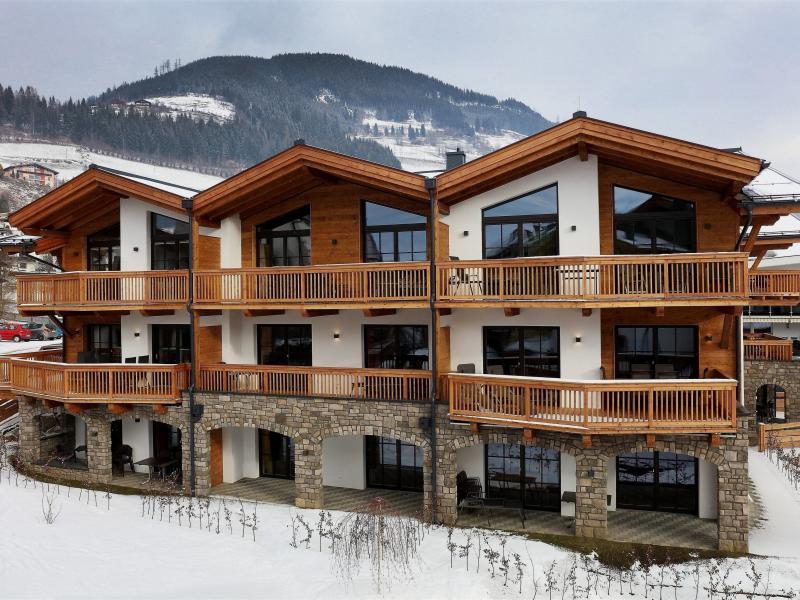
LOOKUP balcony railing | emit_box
[16,270,189,310]
[743,335,794,362]
[198,364,430,402]
[446,373,738,434]
[749,270,800,302]
[438,253,749,305]
[6,360,189,403]
[193,262,430,308]
[0,349,63,388]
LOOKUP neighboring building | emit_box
[5,114,788,553]
[1,163,58,188]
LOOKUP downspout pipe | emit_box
[734,203,751,411]
[182,197,197,497]
[426,177,439,522]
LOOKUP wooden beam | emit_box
[301,309,339,318]
[577,140,589,162]
[742,222,763,253]
[46,314,72,338]
[582,435,592,449]
[719,314,734,350]
[152,404,169,415]
[646,433,656,449]
[503,307,520,317]
[243,309,285,317]
[719,306,743,316]
[709,433,721,448]
[437,308,452,317]
[522,429,536,442]
[362,309,397,318]
[140,309,174,317]
[469,422,481,435]
[652,306,665,317]
[63,403,85,414]
[107,404,131,415]
[751,248,767,270]
[42,399,60,409]
[581,308,592,317]
[195,309,222,316]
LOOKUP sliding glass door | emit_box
[485,444,561,511]
[483,326,560,377]
[366,436,423,492]
[615,326,697,379]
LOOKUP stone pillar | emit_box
[192,423,210,496]
[15,397,42,464]
[575,450,608,539]
[436,448,458,525]
[718,417,750,553]
[294,437,322,509]
[85,415,112,484]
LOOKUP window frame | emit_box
[481,183,559,260]
[255,206,312,267]
[614,325,699,379]
[256,324,313,366]
[150,213,190,271]
[86,323,122,363]
[362,324,429,370]
[361,200,428,263]
[86,223,121,272]
[482,325,561,378]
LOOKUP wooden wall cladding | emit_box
[195,324,222,365]
[63,314,122,363]
[61,210,120,271]
[598,163,739,255]
[209,428,223,487]
[600,307,735,379]
[240,183,433,267]
[192,220,220,270]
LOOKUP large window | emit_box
[616,451,698,514]
[151,214,190,270]
[87,224,120,271]
[363,202,427,263]
[483,326,560,377]
[485,444,560,511]
[364,325,428,370]
[257,324,312,366]
[86,324,121,363]
[151,324,191,364]
[482,184,558,259]
[613,186,696,254]
[615,326,697,379]
[366,436,423,492]
[259,431,295,479]
[256,207,311,267]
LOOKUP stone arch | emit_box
[201,414,299,442]
[445,429,581,457]
[313,423,430,449]
[600,437,729,473]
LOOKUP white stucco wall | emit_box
[120,417,153,474]
[120,311,190,362]
[444,308,602,380]
[699,460,718,519]
[607,458,617,511]
[442,155,600,259]
[220,215,242,269]
[221,427,259,483]
[455,444,484,485]
[119,197,188,271]
[560,452,577,517]
[322,436,366,489]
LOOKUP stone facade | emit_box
[744,360,800,442]
[16,393,751,552]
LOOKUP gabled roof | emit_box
[192,143,429,222]
[3,162,59,175]
[435,116,765,205]
[9,167,185,234]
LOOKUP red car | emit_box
[0,322,33,342]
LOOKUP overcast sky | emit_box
[1,0,798,174]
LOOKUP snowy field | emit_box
[0,449,798,599]
[144,94,236,124]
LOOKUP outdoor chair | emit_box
[112,444,135,476]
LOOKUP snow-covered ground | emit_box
[0,142,223,192]
[748,447,800,557]
[0,339,61,355]
[145,93,236,124]
[356,111,525,172]
[0,451,798,599]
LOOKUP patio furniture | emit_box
[654,364,679,379]
[560,491,612,506]
[456,363,476,374]
[456,470,526,527]
[113,444,135,476]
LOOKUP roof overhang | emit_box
[192,144,430,223]
[9,168,185,240]
[744,232,800,257]
[436,117,765,205]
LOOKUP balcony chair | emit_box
[77,351,98,364]
[630,363,652,379]
[447,257,483,297]
[654,364,679,379]
[456,363,476,374]
[112,444,135,477]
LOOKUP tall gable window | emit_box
[363,202,427,263]
[256,207,311,267]
[482,184,558,259]
[613,186,696,254]
[87,223,120,271]
[151,214,190,270]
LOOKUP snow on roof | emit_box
[745,165,800,199]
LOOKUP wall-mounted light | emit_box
[705,335,713,342]
[575,336,582,343]
[333,331,341,341]
[134,417,141,423]
[462,230,469,237]
[571,225,577,231]
[331,239,337,245]
[134,331,141,338]
[133,246,139,252]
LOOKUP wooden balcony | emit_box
[16,270,189,313]
[5,359,188,404]
[0,349,63,399]
[446,373,738,435]
[198,364,430,402]
[193,262,430,310]
[743,334,794,362]
[749,270,800,305]
[437,253,749,308]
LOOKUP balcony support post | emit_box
[426,177,440,523]
[183,196,198,498]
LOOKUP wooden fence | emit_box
[758,422,800,452]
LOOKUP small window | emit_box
[363,202,427,263]
[613,186,696,254]
[87,223,120,272]
[256,207,311,267]
[482,184,558,259]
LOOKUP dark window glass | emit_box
[482,184,558,259]
[151,214,190,270]
[613,186,696,254]
[256,207,311,267]
[363,202,427,263]
[257,324,312,366]
[87,224,120,271]
[364,325,428,370]
[485,444,560,511]
[86,324,121,363]
[483,326,560,377]
[366,436,423,492]
[616,451,698,514]
[259,431,295,479]
[151,324,191,364]
[615,326,697,379]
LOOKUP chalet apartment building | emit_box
[5,114,796,553]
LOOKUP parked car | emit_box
[25,323,50,341]
[0,322,33,343]
[49,324,63,339]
